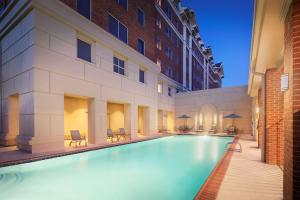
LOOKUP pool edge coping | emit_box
[0,134,174,168]
[194,135,239,200]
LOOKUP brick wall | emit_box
[284,0,300,199]
[265,67,284,166]
[60,0,157,62]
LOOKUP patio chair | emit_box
[69,130,87,147]
[208,125,217,134]
[195,125,204,133]
[107,128,114,142]
[119,128,130,140]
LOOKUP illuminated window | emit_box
[158,83,163,94]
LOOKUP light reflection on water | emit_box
[0,135,233,200]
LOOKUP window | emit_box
[165,6,172,19]
[157,59,161,67]
[174,19,179,30]
[0,0,8,15]
[165,46,172,59]
[109,15,128,44]
[156,17,162,29]
[138,8,145,26]
[165,26,172,38]
[175,37,179,47]
[118,0,128,10]
[168,87,172,96]
[156,0,161,6]
[175,54,179,65]
[156,38,162,50]
[137,38,145,55]
[113,57,125,75]
[139,69,145,83]
[76,0,91,19]
[77,39,91,62]
[158,83,163,94]
[165,65,173,78]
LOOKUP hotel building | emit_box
[0,0,224,153]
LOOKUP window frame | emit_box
[168,86,172,97]
[117,0,128,10]
[137,38,145,55]
[139,68,146,84]
[76,0,92,20]
[77,38,92,63]
[109,14,128,44]
[113,56,126,76]
[138,8,145,26]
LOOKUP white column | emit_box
[182,24,187,88]
[89,99,106,144]
[189,35,193,90]
[124,104,138,139]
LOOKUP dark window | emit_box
[165,6,172,19]
[139,69,145,83]
[118,0,128,10]
[76,0,91,19]
[109,15,118,38]
[113,57,125,75]
[168,87,172,96]
[165,46,172,58]
[137,39,145,55]
[0,0,8,15]
[138,9,145,26]
[165,26,172,38]
[109,15,128,44]
[119,23,128,43]
[175,54,179,65]
[175,37,179,47]
[77,39,91,62]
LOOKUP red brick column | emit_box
[284,0,300,199]
[265,67,284,166]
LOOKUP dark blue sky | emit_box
[181,0,254,87]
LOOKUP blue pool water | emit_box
[0,135,233,200]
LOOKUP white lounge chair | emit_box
[118,128,130,140]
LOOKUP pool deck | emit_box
[197,137,283,200]
[0,134,172,167]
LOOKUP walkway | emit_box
[216,139,283,200]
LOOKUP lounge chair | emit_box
[118,128,130,140]
[208,125,217,134]
[107,128,114,142]
[195,125,204,133]
[69,130,87,147]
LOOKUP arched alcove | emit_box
[199,104,218,132]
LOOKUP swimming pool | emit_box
[0,135,233,200]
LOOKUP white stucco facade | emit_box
[175,86,252,135]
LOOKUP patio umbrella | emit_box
[177,114,192,126]
[223,113,241,126]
